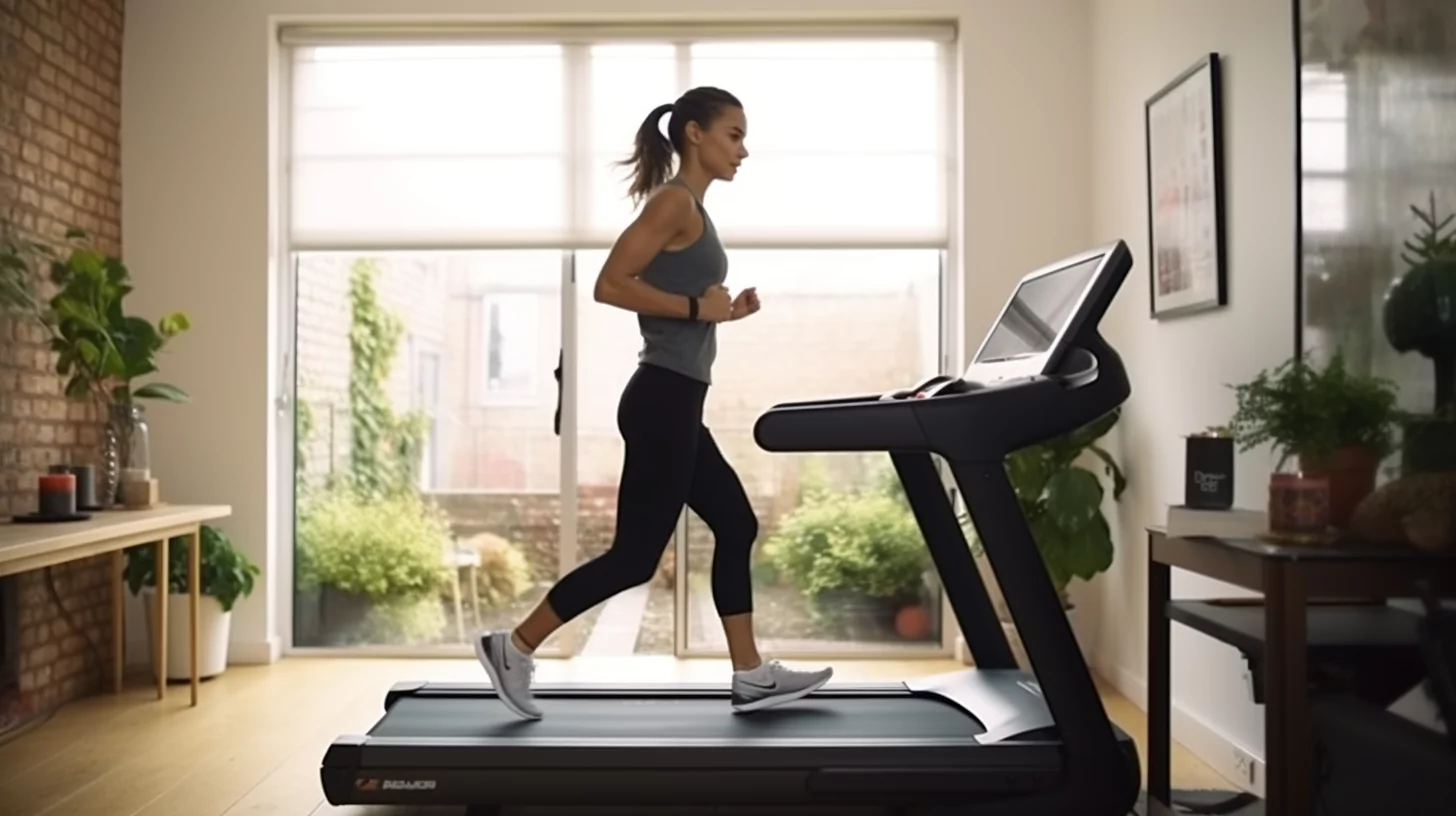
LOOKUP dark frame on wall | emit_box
[1144,52,1227,320]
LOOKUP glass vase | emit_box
[102,402,151,505]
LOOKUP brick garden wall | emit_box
[427,487,793,591]
[0,0,126,737]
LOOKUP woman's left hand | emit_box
[730,287,760,320]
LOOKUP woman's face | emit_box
[687,105,749,182]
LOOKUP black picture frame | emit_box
[1144,52,1227,320]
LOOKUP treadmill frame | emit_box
[319,240,1143,815]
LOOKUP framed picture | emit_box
[1145,52,1227,319]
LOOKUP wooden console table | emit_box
[0,504,233,707]
[1146,528,1456,816]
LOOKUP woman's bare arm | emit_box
[592,187,701,319]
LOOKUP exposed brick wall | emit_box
[0,0,126,738]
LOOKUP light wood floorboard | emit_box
[0,656,1234,815]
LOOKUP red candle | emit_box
[39,473,75,492]
[38,473,77,517]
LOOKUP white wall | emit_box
[1087,0,1296,794]
[119,0,1094,662]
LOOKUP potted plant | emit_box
[123,524,260,680]
[961,407,1127,600]
[953,409,1127,666]
[1227,347,1400,528]
[1383,191,1456,475]
[0,224,191,502]
[764,475,933,642]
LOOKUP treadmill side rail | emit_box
[905,669,1056,743]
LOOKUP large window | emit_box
[282,25,958,657]
[1301,66,1348,234]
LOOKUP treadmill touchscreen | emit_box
[974,255,1102,365]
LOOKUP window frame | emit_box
[274,23,964,662]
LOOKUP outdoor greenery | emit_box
[345,260,429,499]
[295,488,451,601]
[763,458,931,633]
[1227,347,1401,468]
[294,258,449,645]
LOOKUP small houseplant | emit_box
[0,224,191,502]
[951,408,1126,667]
[1228,347,1400,527]
[960,407,1127,607]
[123,524,260,680]
[1383,191,1456,474]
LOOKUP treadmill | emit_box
[320,239,1143,816]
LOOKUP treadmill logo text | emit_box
[357,778,437,791]
[383,779,437,791]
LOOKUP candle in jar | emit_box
[122,467,150,483]
[38,472,78,517]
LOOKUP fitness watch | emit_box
[687,295,699,321]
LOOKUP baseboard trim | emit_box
[1107,663,1265,800]
[228,636,281,665]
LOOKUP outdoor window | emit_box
[283,24,958,657]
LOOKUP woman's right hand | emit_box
[697,285,733,322]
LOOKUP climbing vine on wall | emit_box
[347,259,428,499]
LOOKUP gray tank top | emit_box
[636,178,729,384]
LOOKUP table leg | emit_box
[111,548,124,694]
[1263,561,1310,816]
[155,537,168,701]
[188,525,200,707]
[1147,550,1172,811]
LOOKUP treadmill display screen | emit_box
[974,256,1101,364]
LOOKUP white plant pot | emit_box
[141,588,232,680]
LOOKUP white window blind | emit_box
[287,31,953,250]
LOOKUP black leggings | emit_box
[546,363,759,623]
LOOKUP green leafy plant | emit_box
[346,259,428,499]
[1227,347,1400,468]
[0,223,190,409]
[1384,191,1456,417]
[765,490,930,605]
[963,408,1127,604]
[295,487,451,602]
[122,524,260,612]
[1,220,45,316]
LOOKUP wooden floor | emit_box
[0,656,1233,815]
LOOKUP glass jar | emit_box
[113,402,151,483]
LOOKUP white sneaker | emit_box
[474,630,541,720]
[731,660,834,713]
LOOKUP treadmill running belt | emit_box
[370,694,986,741]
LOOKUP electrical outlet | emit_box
[1232,747,1256,786]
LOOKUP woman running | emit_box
[474,86,834,720]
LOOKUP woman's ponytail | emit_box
[620,103,675,205]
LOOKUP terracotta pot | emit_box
[895,604,932,640]
[1298,445,1379,528]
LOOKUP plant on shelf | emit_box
[0,223,192,501]
[1227,347,1400,525]
[122,524,260,680]
[1383,191,1456,474]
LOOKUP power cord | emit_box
[42,563,111,688]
